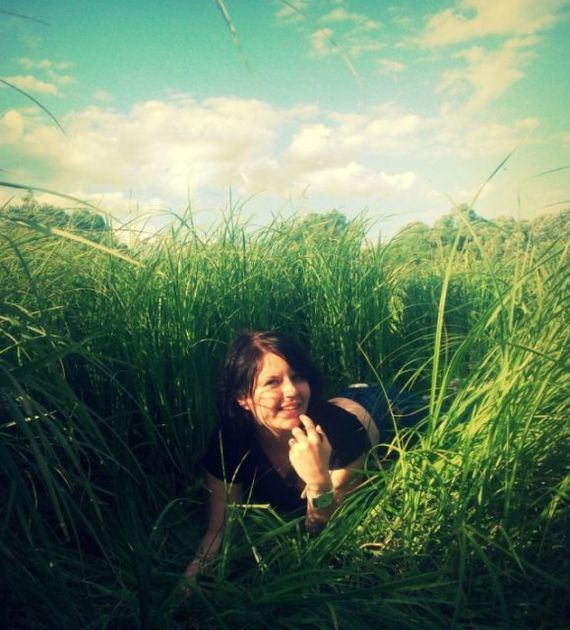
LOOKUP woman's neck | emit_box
[255,424,298,482]
[255,424,290,453]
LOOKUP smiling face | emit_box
[238,352,311,434]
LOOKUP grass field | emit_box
[1,205,568,628]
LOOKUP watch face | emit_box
[313,491,334,509]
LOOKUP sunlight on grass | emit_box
[0,200,568,627]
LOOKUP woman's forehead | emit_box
[256,352,289,376]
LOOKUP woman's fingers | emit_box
[298,414,321,443]
[288,417,332,486]
[290,414,331,447]
[291,426,307,441]
[298,413,315,429]
[292,415,316,440]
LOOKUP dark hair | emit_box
[219,330,322,425]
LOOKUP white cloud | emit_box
[303,2,385,61]
[0,96,425,215]
[348,41,384,57]
[438,36,537,112]
[53,74,74,86]
[426,112,536,159]
[309,26,384,59]
[310,28,334,57]
[421,0,565,47]
[416,1,565,120]
[287,106,420,166]
[1,97,281,206]
[93,89,112,102]
[1,92,556,225]
[321,7,359,23]
[283,103,320,120]
[13,58,75,89]
[1,109,25,141]
[515,117,539,131]
[377,58,406,73]
[274,0,310,24]
[321,7,381,31]
[17,58,71,71]
[301,162,416,198]
[1,75,58,95]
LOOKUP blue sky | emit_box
[1,0,569,239]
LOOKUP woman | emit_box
[185,330,422,580]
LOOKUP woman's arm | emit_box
[304,453,366,534]
[184,473,243,580]
[289,414,365,534]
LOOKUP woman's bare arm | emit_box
[304,452,366,534]
[288,414,366,534]
[184,473,242,579]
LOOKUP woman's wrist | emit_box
[304,476,336,534]
[304,476,333,499]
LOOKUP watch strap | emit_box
[311,489,335,509]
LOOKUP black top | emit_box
[201,401,369,511]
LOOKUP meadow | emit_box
[1,201,568,628]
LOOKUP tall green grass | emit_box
[0,209,568,628]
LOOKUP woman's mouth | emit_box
[280,403,300,414]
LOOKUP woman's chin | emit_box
[278,414,301,428]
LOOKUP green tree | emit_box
[2,192,112,243]
[68,208,109,234]
[530,208,570,247]
[3,191,69,228]
[385,221,433,267]
[292,209,351,239]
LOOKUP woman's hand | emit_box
[288,414,332,491]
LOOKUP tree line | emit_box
[2,193,568,261]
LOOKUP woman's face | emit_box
[238,352,311,433]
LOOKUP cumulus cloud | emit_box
[69,97,279,193]
[1,109,25,141]
[377,58,406,73]
[515,117,539,131]
[17,58,72,71]
[286,0,384,62]
[0,97,280,206]
[348,41,384,57]
[437,36,538,112]
[300,162,416,198]
[287,106,420,166]
[321,7,381,31]
[1,75,59,95]
[0,96,424,214]
[426,112,537,159]
[417,1,565,117]
[15,57,74,88]
[3,58,75,97]
[93,89,112,102]
[274,0,310,24]
[1,90,543,219]
[310,28,335,57]
[309,26,383,60]
[420,0,565,47]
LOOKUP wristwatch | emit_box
[311,490,335,509]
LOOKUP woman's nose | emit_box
[282,378,297,397]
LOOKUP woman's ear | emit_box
[236,397,250,411]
